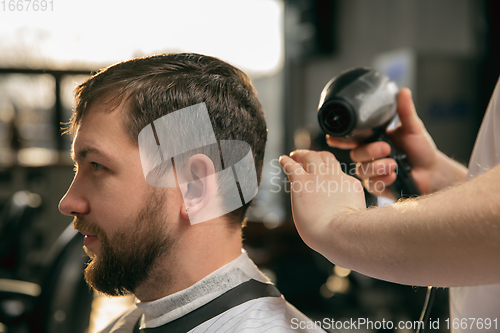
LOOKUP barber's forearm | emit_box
[317,163,500,287]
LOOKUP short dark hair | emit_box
[68,53,267,225]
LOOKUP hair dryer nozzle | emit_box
[317,67,398,142]
[317,99,356,137]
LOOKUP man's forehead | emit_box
[76,101,131,137]
[70,107,134,162]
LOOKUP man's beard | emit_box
[73,189,174,297]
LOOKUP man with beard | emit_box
[59,53,324,332]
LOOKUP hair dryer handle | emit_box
[367,133,420,199]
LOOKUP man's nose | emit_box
[58,178,90,217]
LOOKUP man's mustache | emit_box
[73,217,105,238]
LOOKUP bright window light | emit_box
[0,0,284,77]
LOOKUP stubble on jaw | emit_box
[73,188,176,297]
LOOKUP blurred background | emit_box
[0,0,499,332]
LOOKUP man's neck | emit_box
[133,222,242,302]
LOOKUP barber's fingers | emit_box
[355,158,397,179]
[318,151,343,173]
[363,173,397,198]
[289,150,326,173]
[279,155,307,183]
[280,150,341,181]
[318,151,337,164]
[326,135,360,150]
[396,88,425,135]
[279,155,306,171]
[350,141,391,163]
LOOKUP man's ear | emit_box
[179,154,216,220]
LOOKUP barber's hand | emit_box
[327,88,450,199]
[279,150,366,250]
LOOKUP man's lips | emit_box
[78,230,99,248]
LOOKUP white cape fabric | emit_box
[99,250,325,333]
[449,77,500,333]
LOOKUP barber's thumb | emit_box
[397,88,423,134]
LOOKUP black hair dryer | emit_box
[317,67,420,199]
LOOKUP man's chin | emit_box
[83,253,134,297]
[83,243,101,259]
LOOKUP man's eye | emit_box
[91,162,105,171]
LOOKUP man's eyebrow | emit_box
[71,146,110,162]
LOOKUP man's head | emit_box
[59,53,267,297]
[69,53,267,224]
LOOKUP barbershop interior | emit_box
[1,0,499,332]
